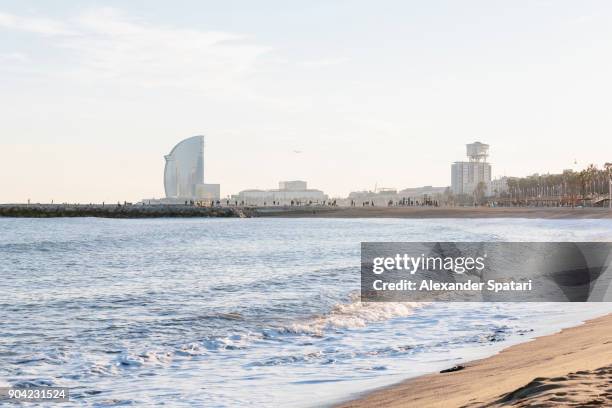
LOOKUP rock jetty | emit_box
[0,204,254,218]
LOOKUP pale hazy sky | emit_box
[1,1,611,203]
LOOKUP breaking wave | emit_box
[282,292,424,336]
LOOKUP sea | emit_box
[1,217,611,407]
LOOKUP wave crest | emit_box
[283,293,423,336]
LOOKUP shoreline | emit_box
[1,204,611,219]
[256,206,612,219]
[337,313,612,407]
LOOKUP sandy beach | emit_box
[338,313,612,407]
[256,206,612,219]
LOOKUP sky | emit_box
[1,0,611,203]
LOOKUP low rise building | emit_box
[235,181,327,205]
[346,185,448,206]
[488,177,509,196]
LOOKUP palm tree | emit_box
[586,164,598,196]
[605,162,612,208]
[507,178,518,199]
[605,162,612,182]
[578,170,588,195]
[474,181,487,205]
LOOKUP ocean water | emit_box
[1,217,611,407]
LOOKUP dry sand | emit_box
[256,206,612,219]
[338,313,612,407]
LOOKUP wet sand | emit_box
[337,313,612,407]
[256,206,612,219]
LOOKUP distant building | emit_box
[278,180,307,191]
[348,189,394,200]
[489,177,509,196]
[345,185,448,206]
[163,135,220,201]
[235,181,327,205]
[143,135,220,204]
[376,188,397,195]
[398,185,447,198]
[451,142,492,195]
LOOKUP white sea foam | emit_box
[285,292,423,336]
[115,351,173,368]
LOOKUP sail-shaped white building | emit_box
[163,135,220,201]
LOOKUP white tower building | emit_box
[451,142,492,195]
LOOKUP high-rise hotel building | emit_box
[451,142,492,195]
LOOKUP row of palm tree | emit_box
[502,162,612,200]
